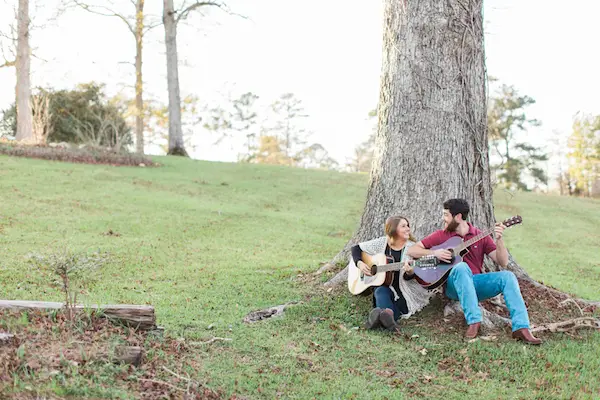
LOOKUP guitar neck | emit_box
[373,262,405,273]
[449,216,521,254]
[454,227,495,253]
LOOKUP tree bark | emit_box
[163,0,188,157]
[135,0,145,154]
[326,0,493,285]
[15,0,33,143]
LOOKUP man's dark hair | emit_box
[443,198,470,220]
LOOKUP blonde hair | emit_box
[385,215,417,242]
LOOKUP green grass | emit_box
[0,154,599,399]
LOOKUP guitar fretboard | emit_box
[373,262,405,273]
[454,228,495,253]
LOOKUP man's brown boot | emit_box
[512,328,542,345]
[465,322,481,339]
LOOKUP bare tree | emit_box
[30,89,52,143]
[0,4,17,69]
[72,0,162,154]
[15,0,33,142]
[162,0,243,156]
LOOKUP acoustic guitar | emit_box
[347,251,437,295]
[411,215,523,290]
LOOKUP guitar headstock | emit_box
[501,215,522,228]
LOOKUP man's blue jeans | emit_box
[445,262,530,331]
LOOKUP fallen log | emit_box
[0,300,156,330]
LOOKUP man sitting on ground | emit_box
[407,198,542,345]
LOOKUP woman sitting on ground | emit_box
[350,215,434,331]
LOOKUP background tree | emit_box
[1,1,65,143]
[162,0,230,156]
[203,91,260,161]
[567,113,600,197]
[297,143,338,170]
[548,130,572,196]
[0,4,18,69]
[15,0,33,142]
[268,92,309,166]
[487,84,547,190]
[144,93,202,154]
[252,134,288,165]
[72,0,162,154]
[347,109,377,172]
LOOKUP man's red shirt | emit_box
[420,222,496,275]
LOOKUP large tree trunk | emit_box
[325,0,494,286]
[135,0,145,154]
[15,0,33,143]
[163,0,188,157]
[321,2,600,337]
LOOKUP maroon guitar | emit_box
[411,216,523,290]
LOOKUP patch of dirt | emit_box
[0,309,225,399]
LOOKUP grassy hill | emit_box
[0,154,599,399]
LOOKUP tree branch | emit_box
[0,59,15,68]
[175,1,226,25]
[71,0,135,36]
[143,20,163,33]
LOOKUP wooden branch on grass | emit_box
[189,336,232,345]
[0,300,156,330]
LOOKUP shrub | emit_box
[0,82,133,150]
[0,141,157,167]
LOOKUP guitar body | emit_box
[347,253,394,295]
[412,236,466,290]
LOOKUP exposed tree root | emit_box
[531,317,600,334]
[443,301,511,331]
[242,301,301,323]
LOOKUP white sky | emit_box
[1,0,599,172]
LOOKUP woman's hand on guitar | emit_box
[357,260,373,276]
[433,249,453,262]
[402,260,413,275]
